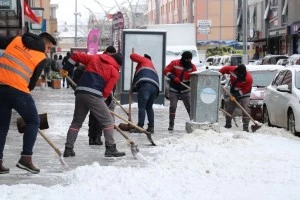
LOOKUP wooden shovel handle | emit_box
[112,96,129,116]
[128,48,134,121]
[38,130,62,157]
[180,82,191,90]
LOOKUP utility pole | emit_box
[242,0,248,64]
[74,0,81,47]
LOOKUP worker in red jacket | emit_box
[129,53,159,133]
[163,51,197,131]
[219,64,253,132]
[60,52,126,157]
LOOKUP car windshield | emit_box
[295,71,300,89]
[251,70,279,87]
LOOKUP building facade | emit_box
[238,0,300,59]
[147,0,236,45]
[27,0,57,35]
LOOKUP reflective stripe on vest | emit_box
[1,53,32,75]
[0,63,30,83]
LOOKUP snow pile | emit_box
[1,129,300,200]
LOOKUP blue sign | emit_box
[41,19,46,32]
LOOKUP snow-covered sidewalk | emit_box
[1,87,300,200]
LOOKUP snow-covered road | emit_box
[1,87,300,200]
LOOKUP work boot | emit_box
[0,160,9,174]
[168,124,174,131]
[105,144,126,157]
[146,126,154,134]
[224,118,232,129]
[243,123,249,132]
[63,147,75,157]
[16,156,40,174]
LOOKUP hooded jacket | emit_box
[164,59,197,93]
[0,33,49,93]
[66,53,120,98]
[130,53,159,93]
[219,65,253,98]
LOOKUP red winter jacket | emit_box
[130,53,159,92]
[219,66,253,97]
[164,59,197,93]
[69,53,120,98]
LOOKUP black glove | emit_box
[231,90,241,98]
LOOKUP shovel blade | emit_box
[251,124,261,132]
[17,113,49,133]
[118,123,135,131]
[145,132,156,146]
[130,142,139,159]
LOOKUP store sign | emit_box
[30,8,44,30]
[290,22,300,35]
[0,0,11,9]
[268,27,287,37]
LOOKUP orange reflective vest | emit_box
[0,36,46,93]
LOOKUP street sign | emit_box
[197,20,211,28]
[198,27,210,34]
[0,0,11,9]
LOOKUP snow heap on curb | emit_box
[1,129,300,200]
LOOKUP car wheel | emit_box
[288,110,298,136]
[263,106,271,126]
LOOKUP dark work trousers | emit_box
[225,96,250,129]
[65,93,115,148]
[0,86,40,159]
[137,83,158,128]
[88,99,116,139]
[168,91,191,126]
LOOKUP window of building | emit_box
[282,0,288,25]
[264,0,271,20]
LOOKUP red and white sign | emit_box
[57,47,61,52]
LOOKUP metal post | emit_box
[242,0,248,64]
[190,0,193,23]
[75,0,78,47]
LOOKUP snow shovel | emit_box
[221,86,262,132]
[118,48,135,131]
[114,125,139,159]
[111,111,156,146]
[38,129,69,169]
[219,108,238,127]
[16,116,68,168]
[17,113,49,133]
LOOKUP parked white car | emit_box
[263,66,300,135]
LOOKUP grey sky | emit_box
[50,0,140,25]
